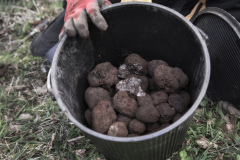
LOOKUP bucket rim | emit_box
[51,2,211,142]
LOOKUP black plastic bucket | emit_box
[51,2,210,160]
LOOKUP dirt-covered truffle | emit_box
[180,91,190,107]
[172,67,189,88]
[117,114,132,127]
[168,94,186,113]
[156,103,176,123]
[136,95,160,123]
[150,91,168,106]
[126,75,149,92]
[113,91,138,118]
[88,62,119,87]
[84,109,92,127]
[92,100,117,133]
[129,119,146,134]
[85,87,111,110]
[148,60,168,76]
[124,54,148,76]
[107,122,128,137]
[153,65,179,93]
[116,77,146,98]
[173,114,182,123]
[159,123,170,130]
[146,122,161,132]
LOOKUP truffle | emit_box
[124,54,148,76]
[156,103,176,123]
[129,119,146,134]
[150,91,168,106]
[107,122,128,137]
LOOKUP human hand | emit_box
[60,0,111,40]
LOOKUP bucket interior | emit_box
[53,3,208,137]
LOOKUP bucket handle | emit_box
[195,26,209,46]
[47,68,56,101]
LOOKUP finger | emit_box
[59,29,66,41]
[64,18,77,37]
[86,2,108,31]
[98,0,111,7]
[73,9,89,38]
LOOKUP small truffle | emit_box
[153,65,179,93]
[117,114,132,127]
[156,103,176,123]
[88,62,119,87]
[136,95,160,123]
[126,75,149,92]
[146,122,161,132]
[84,109,92,127]
[180,91,191,107]
[168,94,186,113]
[173,114,182,123]
[148,60,168,76]
[92,100,117,133]
[172,67,189,88]
[85,87,110,110]
[124,54,148,76]
[150,91,168,106]
[107,122,128,137]
[129,119,146,134]
[159,123,170,130]
[113,91,138,118]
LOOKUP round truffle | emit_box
[88,62,119,87]
[168,94,186,113]
[172,67,189,88]
[107,122,128,137]
[85,87,110,110]
[148,60,168,76]
[92,100,117,133]
[113,91,138,118]
[150,91,168,106]
[124,54,148,76]
[156,103,176,123]
[129,119,146,134]
[117,114,132,127]
[84,109,92,127]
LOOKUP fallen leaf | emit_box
[34,84,47,95]
[224,115,236,134]
[75,149,87,158]
[15,85,30,90]
[215,153,224,160]
[18,113,34,120]
[23,89,33,96]
[196,137,210,149]
[49,133,56,150]
[67,136,84,143]
[8,123,22,132]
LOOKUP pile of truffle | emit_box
[84,54,190,137]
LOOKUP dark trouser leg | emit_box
[30,10,65,62]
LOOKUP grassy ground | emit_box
[0,0,240,159]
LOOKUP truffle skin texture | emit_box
[180,91,191,107]
[136,95,160,123]
[153,65,179,93]
[146,122,161,132]
[85,87,110,110]
[117,114,132,127]
[124,54,148,76]
[156,103,176,123]
[150,91,168,106]
[129,119,146,134]
[113,91,138,118]
[107,122,128,137]
[172,67,189,88]
[148,60,168,76]
[159,123,171,130]
[92,100,117,134]
[126,74,149,92]
[173,114,182,123]
[168,94,186,113]
[87,62,119,87]
[84,109,92,127]
[148,78,157,91]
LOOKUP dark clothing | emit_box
[31,0,240,61]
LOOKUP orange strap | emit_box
[186,0,206,20]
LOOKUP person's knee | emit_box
[30,33,49,57]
